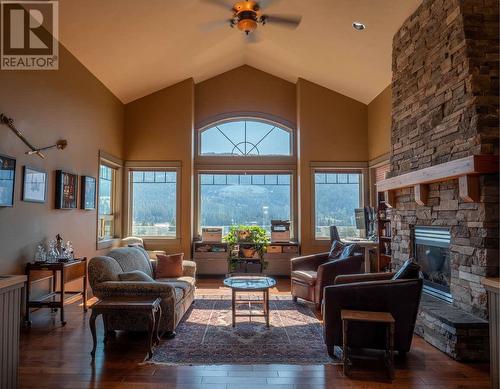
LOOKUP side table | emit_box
[89,297,162,359]
[341,309,395,379]
[25,258,87,326]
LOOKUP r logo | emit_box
[1,1,58,69]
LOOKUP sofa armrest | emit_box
[148,250,166,259]
[93,281,175,299]
[291,252,330,271]
[334,272,394,285]
[182,260,197,278]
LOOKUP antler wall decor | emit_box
[0,113,68,159]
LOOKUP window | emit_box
[199,119,291,156]
[129,170,178,237]
[98,164,116,241]
[199,173,292,235]
[314,171,362,239]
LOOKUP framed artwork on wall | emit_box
[22,166,47,203]
[55,170,78,209]
[0,154,16,207]
[81,175,96,210]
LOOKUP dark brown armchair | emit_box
[290,251,363,310]
[323,271,423,358]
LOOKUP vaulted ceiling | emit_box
[59,0,421,104]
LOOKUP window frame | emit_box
[195,117,295,164]
[194,117,298,242]
[96,151,123,250]
[124,162,181,242]
[194,168,297,240]
[311,165,369,244]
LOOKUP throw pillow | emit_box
[118,270,155,282]
[392,259,421,280]
[328,240,345,259]
[156,253,184,278]
[339,244,359,259]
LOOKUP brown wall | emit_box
[296,78,368,254]
[124,78,195,255]
[195,65,296,129]
[367,85,392,161]
[0,45,124,275]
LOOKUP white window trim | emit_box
[96,151,123,250]
[310,163,369,245]
[194,168,298,241]
[124,161,181,242]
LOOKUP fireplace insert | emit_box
[414,226,452,303]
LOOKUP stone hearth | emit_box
[387,0,499,361]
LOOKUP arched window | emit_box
[199,119,292,156]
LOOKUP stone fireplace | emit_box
[382,0,499,361]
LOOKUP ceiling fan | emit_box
[201,0,302,41]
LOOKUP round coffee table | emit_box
[223,276,277,328]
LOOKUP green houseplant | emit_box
[225,225,270,272]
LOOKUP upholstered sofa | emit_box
[88,246,196,336]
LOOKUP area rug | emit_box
[149,295,336,365]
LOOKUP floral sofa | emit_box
[88,246,196,335]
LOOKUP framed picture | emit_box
[81,175,96,210]
[22,166,47,203]
[0,154,16,207]
[55,170,78,209]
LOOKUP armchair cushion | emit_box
[118,270,155,282]
[291,270,317,285]
[328,240,345,259]
[339,244,359,259]
[392,259,420,280]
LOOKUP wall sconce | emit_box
[0,113,68,159]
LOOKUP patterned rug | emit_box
[149,295,336,365]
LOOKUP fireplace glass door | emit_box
[414,226,452,303]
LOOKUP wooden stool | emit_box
[89,297,162,359]
[341,309,395,379]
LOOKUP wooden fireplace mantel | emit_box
[376,155,499,207]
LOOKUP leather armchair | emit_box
[323,272,423,357]
[290,252,363,310]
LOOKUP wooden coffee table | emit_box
[223,276,276,328]
[89,297,162,359]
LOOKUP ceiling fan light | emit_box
[352,21,366,31]
[238,18,257,34]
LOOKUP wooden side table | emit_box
[25,258,87,326]
[89,297,162,359]
[341,309,395,379]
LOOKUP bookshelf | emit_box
[377,192,392,271]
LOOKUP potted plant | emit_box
[225,225,270,272]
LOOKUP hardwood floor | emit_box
[19,277,491,388]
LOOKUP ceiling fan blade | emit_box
[257,0,282,9]
[263,14,302,29]
[199,19,232,32]
[200,0,234,10]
